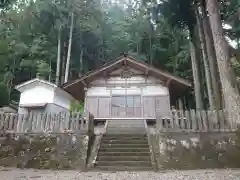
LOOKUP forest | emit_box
[0,0,239,112]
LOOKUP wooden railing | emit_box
[0,111,94,134]
[156,109,240,132]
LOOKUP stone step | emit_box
[102,135,147,140]
[98,151,150,156]
[107,120,145,123]
[99,144,149,152]
[106,131,146,135]
[100,143,149,148]
[96,161,152,167]
[94,165,153,171]
[97,155,151,161]
[101,139,148,144]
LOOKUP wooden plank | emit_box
[0,113,4,131]
[156,113,163,132]
[207,110,214,131]
[36,113,42,132]
[98,97,110,118]
[219,110,225,132]
[232,110,238,130]
[8,114,14,130]
[196,110,203,131]
[201,110,208,131]
[44,113,51,131]
[12,114,18,131]
[61,112,66,131]
[3,114,9,130]
[31,113,37,132]
[70,113,75,131]
[41,113,47,132]
[179,110,185,130]
[76,113,80,131]
[184,110,191,130]
[16,114,23,132]
[21,114,28,133]
[80,115,84,131]
[212,110,218,129]
[190,109,197,131]
[57,114,61,132]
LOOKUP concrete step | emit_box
[101,139,148,144]
[98,151,150,156]
[99,147,150,152]
[96,161,152,167]
[100,143,149,148]
[97,155,151,161]
[94,165,153,171]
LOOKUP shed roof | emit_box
[62,55,192,101]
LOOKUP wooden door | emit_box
[98,97,110,118]
[85,97,98,117]
[143,96,156,118]
[155,96,171,117]
[111,95,141,117]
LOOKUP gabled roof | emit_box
[15,78,58,93]
[62,55,192,100]
[63,55,191,87]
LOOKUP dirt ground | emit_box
[0,167,240,180]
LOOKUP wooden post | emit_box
[190,109,197,131]
[179,109,185,129]
[196,110,203,131]
[184,110,191,130]
[201,110,208,131]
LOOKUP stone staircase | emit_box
[94,119,153,171]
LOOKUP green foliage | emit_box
[70,100,84,113]
[0,83,10,107]
[0,0,238,108]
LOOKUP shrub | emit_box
[0,83,10,107]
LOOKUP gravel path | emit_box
[0,167,240,180]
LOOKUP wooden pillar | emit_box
[178,98,184,110]
[83,87,88,113]
[110,88,112,117]
[141,87,144,118]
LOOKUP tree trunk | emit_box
[202,6,222,110]
[206,0,240,118]
[79,48,83,77]
[55,25,61,86]
[189,36,203,110]
[64,11,74,83]
[196,9,215,110]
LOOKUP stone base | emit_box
[0,134,91,170]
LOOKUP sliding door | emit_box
[111,95,141,117]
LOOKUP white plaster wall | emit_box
[142,85,169,96]
[111,87,141,95]
[53,90,74,109]
[86,87,111,96]
[19,86,54,105]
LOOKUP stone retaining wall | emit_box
[150,131,240,170]
[0,133,92,170]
